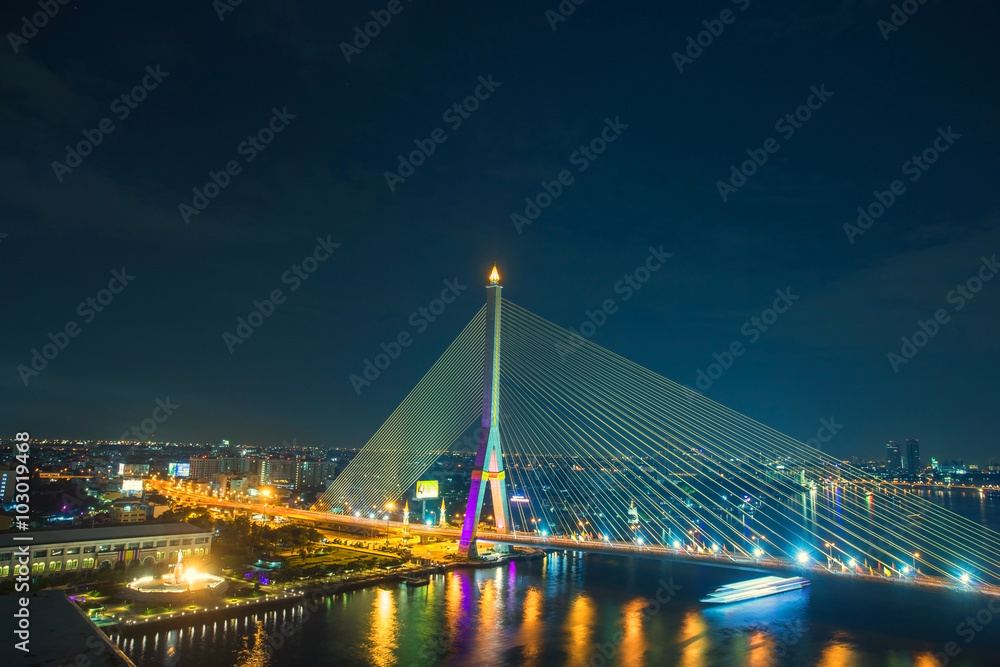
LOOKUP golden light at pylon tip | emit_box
[489,265,500,284]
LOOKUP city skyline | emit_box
[3,3,1000,465]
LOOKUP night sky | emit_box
[2,1,999,464]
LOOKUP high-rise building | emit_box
[886,441,901,471]
[189,457,220,480]
[905,439,921,475]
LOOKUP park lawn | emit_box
[282,545,399,569]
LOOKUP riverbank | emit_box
[110,549,543,635]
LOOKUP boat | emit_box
[700,576,810,604]
[403,575,430,587]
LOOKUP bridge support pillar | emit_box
[458,266,511,558]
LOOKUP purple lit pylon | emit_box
[458,265,511,557]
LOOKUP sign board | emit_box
[167,462,190,477]
[121,478,144,492]
[415,480,439,499]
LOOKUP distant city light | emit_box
[673,541,681,550]
[754,548,764,558]
[797,551,809,564]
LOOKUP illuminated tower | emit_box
[440,499,446,527]
[458,266,511,557]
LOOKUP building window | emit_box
[127,542,140,550]
[0,566,8,578]
[182,539,193,545]
[65,559,78,570]
[156,552,165,561]
[168,551,176,560]
[0,553,11,562]
[141,541,154,549]
[49,561,62,572]
[83,546,96,554]
[113,544,126,551]
[194,548,204,556]
[31,563,44,574]
[169,540,180,546]
[66,548,80,555]
[155,540,166,547]
[82,558,95,569]
[50,549,63,556]
[194,537,209,544]
[98,545,111,553]
[33,550,47,558]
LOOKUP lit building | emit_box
[296,460,337,489]
[0,470,13,504]
[0,523,212,578]
[189,456,221,480]
[111,498,147,523]
[906,438,921,475]
[886,441,901,471]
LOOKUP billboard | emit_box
[121,479,144,493]
[415,480,439,499]
[167,462,190,477]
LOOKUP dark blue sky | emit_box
[2,1,998,464]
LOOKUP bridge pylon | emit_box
[458,266,511,558]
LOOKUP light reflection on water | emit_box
[368,588,398,667]
[118,550,1000,667]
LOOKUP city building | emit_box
[110,498,147,523]
[296,460,337,489]
[906,438,921,475]
[0,469,13,504]
[189,456,221,480]
[886,441,901,471]
[0,523,212,578]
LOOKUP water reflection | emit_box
[234,621,270,667]
[617,597,647,667]
[815,636,857,667]
[519,587,544,666]
[367,588,397,667]
[678,611,708,667]
[565,593,596,666]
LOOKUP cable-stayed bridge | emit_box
[314,268,1000,592]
